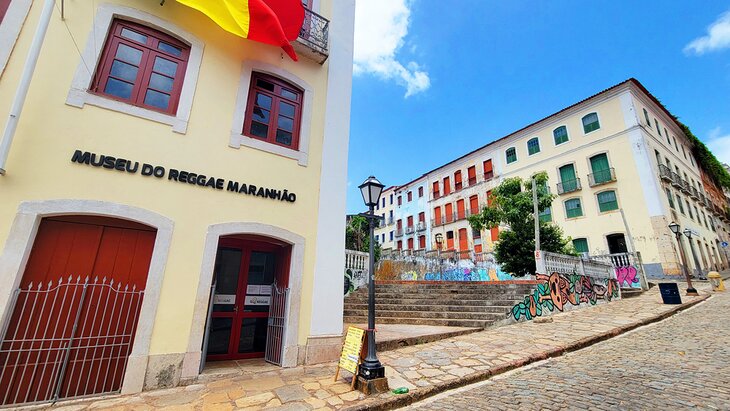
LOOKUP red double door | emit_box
[206,238,290,361]
[0,216,156,405]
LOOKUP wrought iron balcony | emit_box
[658,164,673,182]
[468,176,477,186]
[670,172,682,189]
[681,180,692,195]
[690,187,700,200]
[416,222,427,232]
[294,7,329,63]
[557,178,581,195]
[405,225,415,235]
[395,228,404,237]
[455,211,467,221]
[588,168,616,187]
[431,217,443,227]
[483,171,494,181]
[432,192,441,200]
[387,216,394,225]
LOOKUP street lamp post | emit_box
[683,229,707,280]
[668,222,699,296]
[435,233,443,279]
[357,176,387,388]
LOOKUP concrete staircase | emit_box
[344,282,536,329]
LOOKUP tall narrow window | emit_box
[597,190,618,212]
[443,177,451,195]
[553,126,569,145]
[505,147,517,164]
[677,195,685,214]
[397,195,402,206]
[244,73,304,149]
[454,170,463,191]
[539,207,552,223]
[527,137,540,155]
[418,186,424,197]
[407,191,412,202]
[483,159,494,179]
[643,108,651,126]
[589,153,613,185]
[654,119,661,136]
[467,166,476,186]
[666,188,675,209]
[92,19,190,115]
[582,113,600,133]
[432,181,440,199]
[565,198,583,218]
[559,164,579,193]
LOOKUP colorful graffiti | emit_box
[511,272,619,321]
[376,253,512,282]
[344,267,368,295]
[616,266,639,288]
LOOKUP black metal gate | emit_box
[264,283,288,366]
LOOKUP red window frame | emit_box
[407,238,414,250]
[418,186,424,197]
[243,72,304,150]
[397,240,402,250]
[454,171,463,191]
[397,196,402,206]
[443,177,451,195]
[467,166,477,186]
[418,212,425,223]
[407,216,413,228]
[432,182,440,199]
[407,191,412,202]
[418,235,426,249]
[0,0,10,23]
[483,159,493,180]
[92,19,190,115]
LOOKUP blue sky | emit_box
[346,1,730,214]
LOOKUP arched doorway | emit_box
[0,216,156,406]
[203,235,292,365]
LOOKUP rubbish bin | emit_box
[658,283,682,304]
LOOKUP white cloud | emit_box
[684,10,730,55]
[706,127,730,166]
[353,0,430,97]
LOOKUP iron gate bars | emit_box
[0,276,144,406]
[264,283,289,366]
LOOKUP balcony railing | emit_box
[588,168,616,187]
[431,218,443,227]
[670,172,682,188]
[416,222,427,232]
[483,171,494,181]
[405,225,415,235]
[681,180,692,195]
[690,187,700,200]
[387,216,394,225]
[557,178,581,195]
[395,229,403,238]
[294,7,330,63]
[658,164,673,182]
[467,176,477,186]
[432,192,441,200]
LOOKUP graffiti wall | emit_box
[511,272,620,321]
[615,265,640,288]
[376,253,512,282]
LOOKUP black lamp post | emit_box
[435,233,443,278]
[683,229,706,280]
[358,176,386,381]
[669,222,699,296]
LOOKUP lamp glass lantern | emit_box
[359,176,385,208]
[683,229,693,239]
[668,222,680,236]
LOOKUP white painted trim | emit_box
[580,111,602,136]
[181,222,305,375]
[309,0,354,337]
[0,0,32,77]
[64,4,204,134]
[526,137,541,156]
[552,124,570,146]
[229,60,313,166]
[0,199,173,395]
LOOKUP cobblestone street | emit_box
[410,291,730,411]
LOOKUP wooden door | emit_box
[456,199,465,219]
[458,228,468,251]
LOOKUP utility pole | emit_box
[532,176,540,252]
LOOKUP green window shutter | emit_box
[553,126,568,145]
[597,191,618,212]
[666,189,675,209]
[559,164,577,192]
[565,198,583,218]
[582,113,600,133]
[539,207,552,223]
[572,238,589,253]
[590,154,611,184]
[506,147,517,164]
[527,138,540,155]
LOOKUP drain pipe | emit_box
[0,0,56,175]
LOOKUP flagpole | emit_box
[0,0,56,175]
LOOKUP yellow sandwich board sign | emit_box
[334,326,366,388]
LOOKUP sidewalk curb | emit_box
[343,294,710,411]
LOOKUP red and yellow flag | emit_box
[176,0,305,61]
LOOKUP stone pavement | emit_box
[35,284,710,411]
[410,286,730,411]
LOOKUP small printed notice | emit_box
[244,295,271,306]
[259,285,272,295]
[213,294,235,304]
[246,284,261,295]
[339,327,366,374]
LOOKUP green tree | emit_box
[468,172,574,276]
[345,215,381,260]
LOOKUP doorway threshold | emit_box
[199,358,279,381]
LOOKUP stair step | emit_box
[344,304,511,313]
[344,297,521,306]
[344,309,505,320]
[343,316,497,328]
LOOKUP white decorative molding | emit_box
[182,222,305,376]
[0,199,174,395]
[0,0,32,77]
[64,4,204,134]
[229,60,313,166]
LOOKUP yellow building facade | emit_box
[0,0,355,404]
[390,79,730,279]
